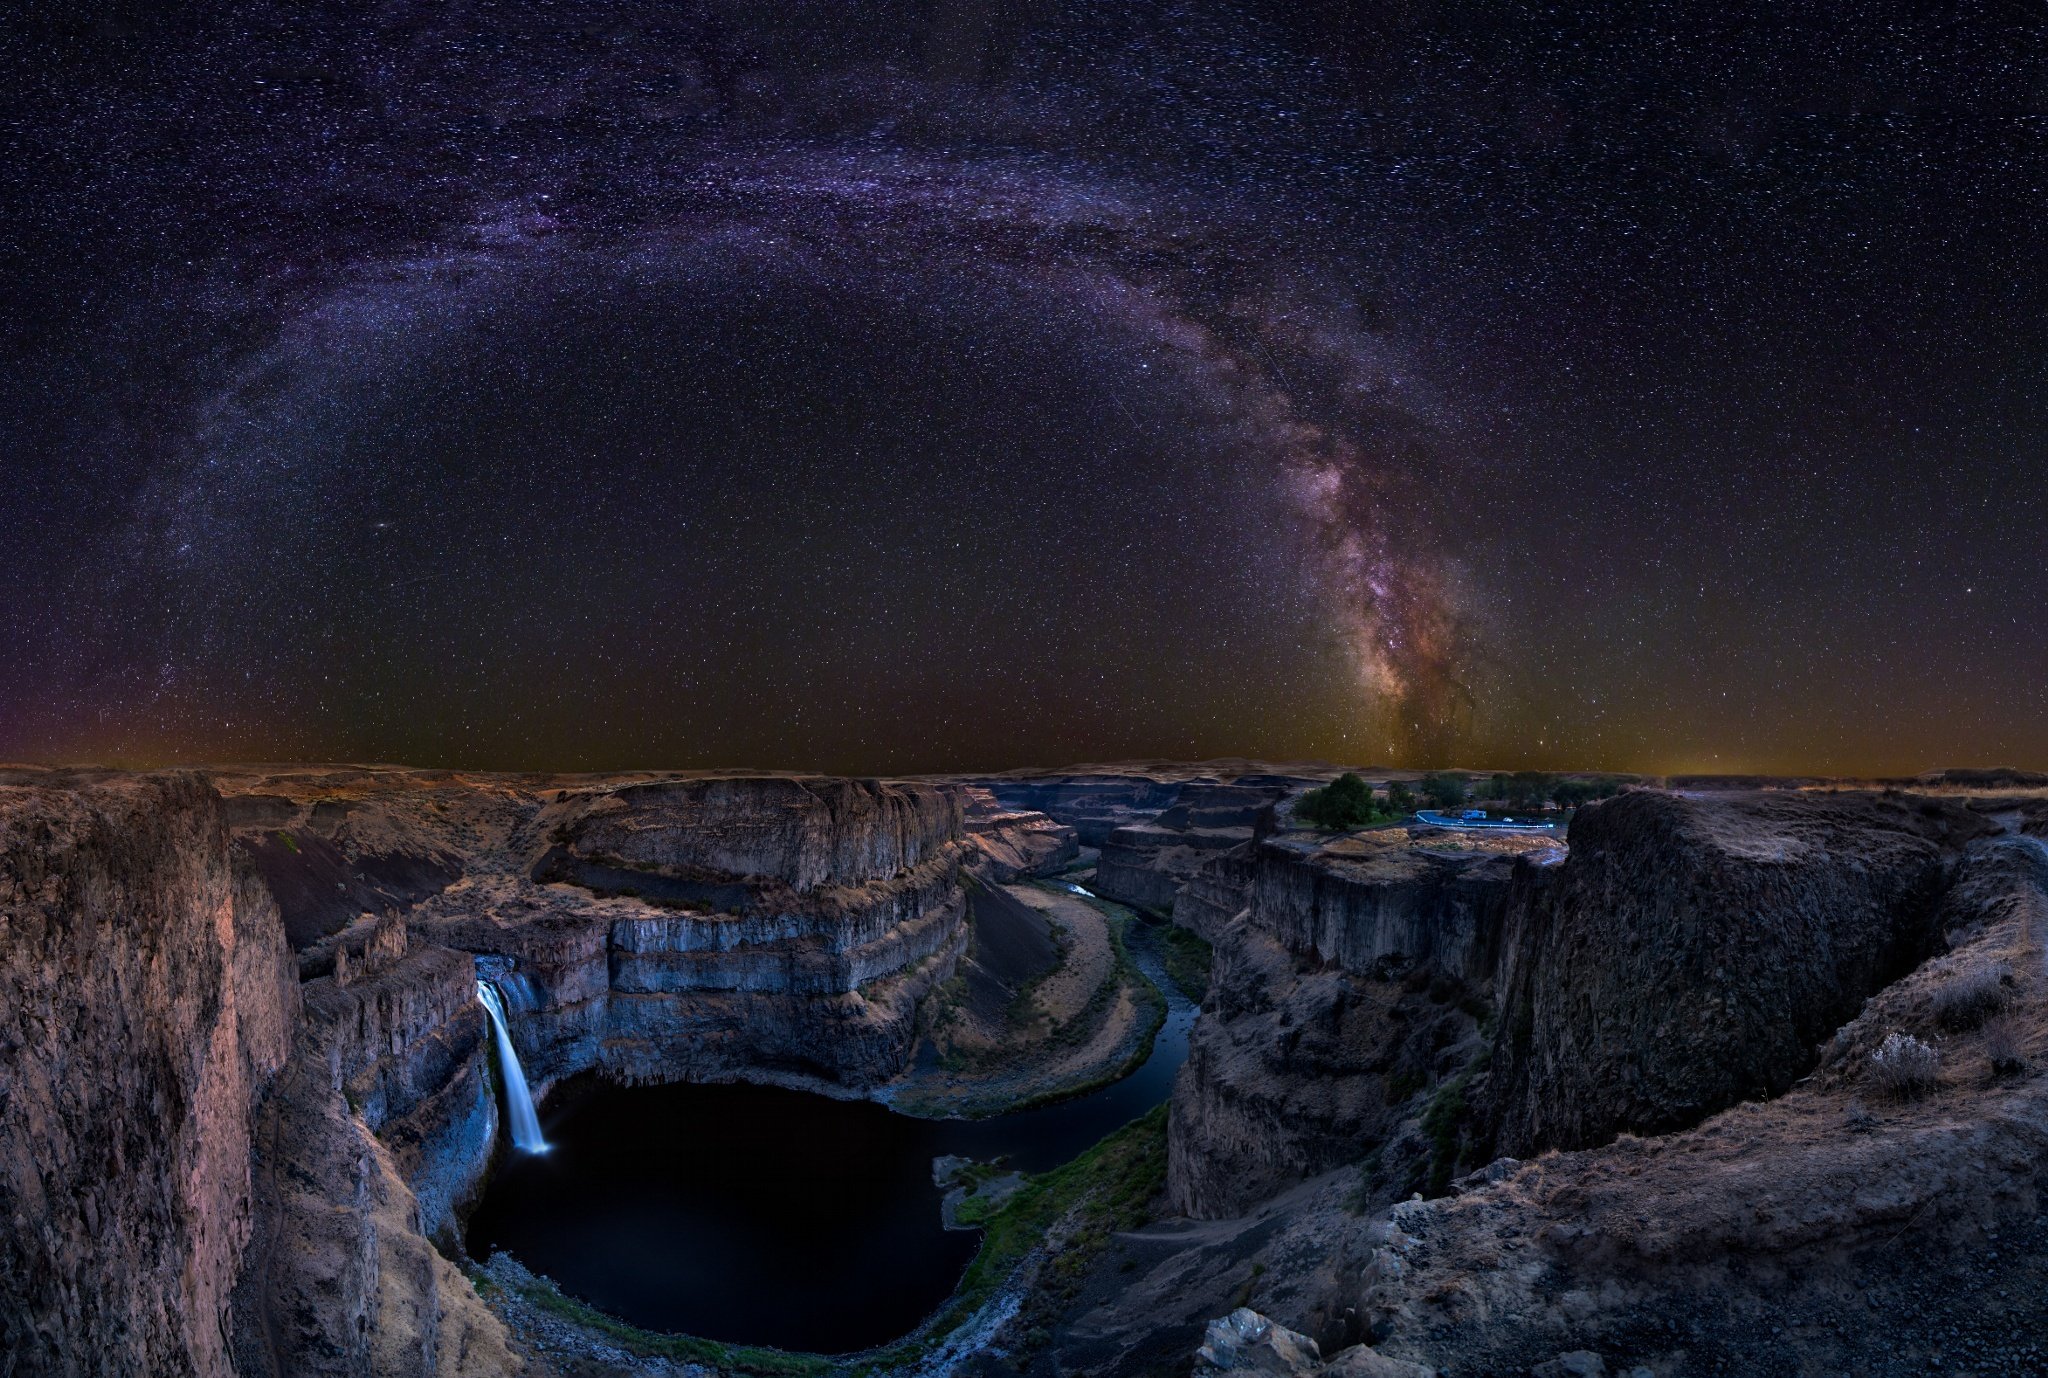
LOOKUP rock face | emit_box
[1170,791,1998,1221]
[956,785,1080,881]
[1094,783,1283,915]
[1168,833,1518,1219]
[1338,831,2048,1378]
[0,764,987,1376]
[541,775,960,892]
[461,774,977,1091]
[1172,841,1260,941]
[1488,789,1992,1153]
[0,771,298,1378]
[978,773,1188,847]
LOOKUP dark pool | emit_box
[465,900,1196,1354]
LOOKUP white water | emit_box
[477,979,549,1153]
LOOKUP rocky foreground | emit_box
[2,762,2045,1378]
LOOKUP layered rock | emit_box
[538,775,960,892]
[0,771,298,1378]
[1168,833,1519,1218]
[977,773,1189,847]
[955,785,1080,881]
[2,765,981,1375]
[1094,783,1283,915]
[1487,789,1993,1153]
[462,775,977,1092]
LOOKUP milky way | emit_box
[6,3,2046,773]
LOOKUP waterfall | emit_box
[476,979,549,1153]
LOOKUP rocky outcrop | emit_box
[955,786,1079,881]
[1172,841,1260,942]
[1168,834,1520,1218]
[2,765,983,1375]
[1488,789,1994,1153]
[1094,784,1282,915]
[1193,1308,1436,1378]
[234,944,515,1378]
[978,773,1189,847]
[537,775,960,892]
[1246,837,1516,983]
[1338,831,2048,1378]
[0,771,299,1378]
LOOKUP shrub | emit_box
[1869,1032,1941,1100]
[1418,773,1468,808]
[1295,773,1383,830]
[1931,961,2012,1031]
[1983,1015,2029,1077]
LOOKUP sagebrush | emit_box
[1869,1032,1941,1100]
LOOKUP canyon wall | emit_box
[979,773,1188,847]
[1,766,1026,1376]
[1170,790,1999,1221]
[1168,835,1519,1218]
[0,771,298,1378]
[1487,789,1993,1152]
[1093,783,1282,915]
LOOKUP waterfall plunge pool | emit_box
[463,907,1196,1355]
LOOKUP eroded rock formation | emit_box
[1487,789,1995,1152]
[1093,783,1283,915]
[0,772,298,1378]
[0,765,1056,1376]
[1168,831,1521,1218]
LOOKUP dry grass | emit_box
[1931,960,2013,1031]
[1983,1015,2030,1077]
[1870,1032,1942,1100]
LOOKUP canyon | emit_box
[2,764,2045,1377]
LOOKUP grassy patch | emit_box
[859,1104,1170,1374]
[1418,1045,1492,1196]
[501,1270,831,1376]
[1153,924,1213,1004]
[1006,921,1076,1034]
[276,829,298,853]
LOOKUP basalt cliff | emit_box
[4,765,2047,1378]
[0,764,1075,1377]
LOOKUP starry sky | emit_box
[3,2,2045,776]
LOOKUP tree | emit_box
[1503,771,1558,810]
[1294,773,1382,830]
[1386,780,1417,814]
[1556,776,1629,810]
[1418,773,1468,808]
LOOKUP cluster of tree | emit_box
[1294,772,1397,830]
[1552,776,1632,809]
[1415,771,1633,813]
[1298,772,1635,830]
[1418,772,1469,808]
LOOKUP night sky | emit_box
[4,2,2044,775]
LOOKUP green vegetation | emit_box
[859,1105,1170,1375]
[1417,1045,1492,1197]
[1294,773,1401,830]
[1552,776,1632,809]
[1153,923,1214,1004]
[1418,773,1469,808]
[275,829,299,853]
[498,1270,832,1377]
